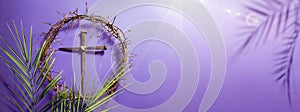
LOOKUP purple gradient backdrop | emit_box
[0,0,299,112]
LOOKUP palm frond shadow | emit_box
[238,0,300,106]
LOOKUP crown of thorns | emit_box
[40,8,129,96]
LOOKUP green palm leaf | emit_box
[1,21,131,112]
[0,21,64,111]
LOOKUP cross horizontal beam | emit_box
[57,45,107,52]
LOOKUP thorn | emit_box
[56,11,64,17]
[85,2,88,14]
[41,32,48,36]
[42,22,52,26]
[112,16,117,24]
[75,8,78,14]
[126,30,131,33]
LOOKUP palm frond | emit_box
[85,64,131,111]
[39,89,69,112]
[0,21,64,111]
[240,0,300,106]
[1,20,130,111]
[54,63,131,112]
[41,61,131,112]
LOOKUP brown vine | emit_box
[40,8,129,96]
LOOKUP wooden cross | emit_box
[57,30,107,94]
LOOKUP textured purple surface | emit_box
[0,0,300,112]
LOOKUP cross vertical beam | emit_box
[57,30,108,95]
[80,30,87,95]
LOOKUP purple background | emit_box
[0,0,300,112]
